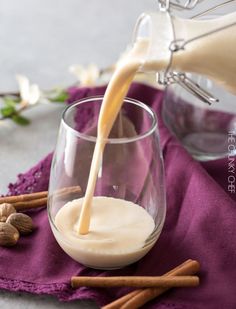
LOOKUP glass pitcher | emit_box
[132,7,236,96]
[131,1,236,160]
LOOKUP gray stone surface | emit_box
[0,291,98,309]
[0,0,155,308]
[0,0,156,194]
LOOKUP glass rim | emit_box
[62,95,158,144]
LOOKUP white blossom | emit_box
[16,74,41,105]
[69,64,100,86]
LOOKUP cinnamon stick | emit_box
[121,260,200,309]
[54,186,82,198]
[71,275,199,288]
[0,186,81,211]
[102,259,200,309]
[0,191,48,204]
[13,197,48,211]
[102,290,142,309]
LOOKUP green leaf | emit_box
[12,114,30,126]
[3,97,20,107]
[0,105,16,117]
[49,90,69,102]
[12,96,21,103]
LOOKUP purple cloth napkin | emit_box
[1,83,236,309]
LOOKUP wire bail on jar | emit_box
[156,0,236,105]
[159,0,204,11]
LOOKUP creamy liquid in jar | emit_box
[171,12,236,95]
[142,12,236,94]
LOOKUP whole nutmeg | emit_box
[0,222,20,246]
[6,213,34,235]
[0,203,16,222]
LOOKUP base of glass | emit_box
[190,152,228,162]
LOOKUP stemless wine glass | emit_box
[48,96,166,269]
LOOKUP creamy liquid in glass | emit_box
[55,197,155,268]
[55,12,236,267]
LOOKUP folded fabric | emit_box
[1,83,235,309]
